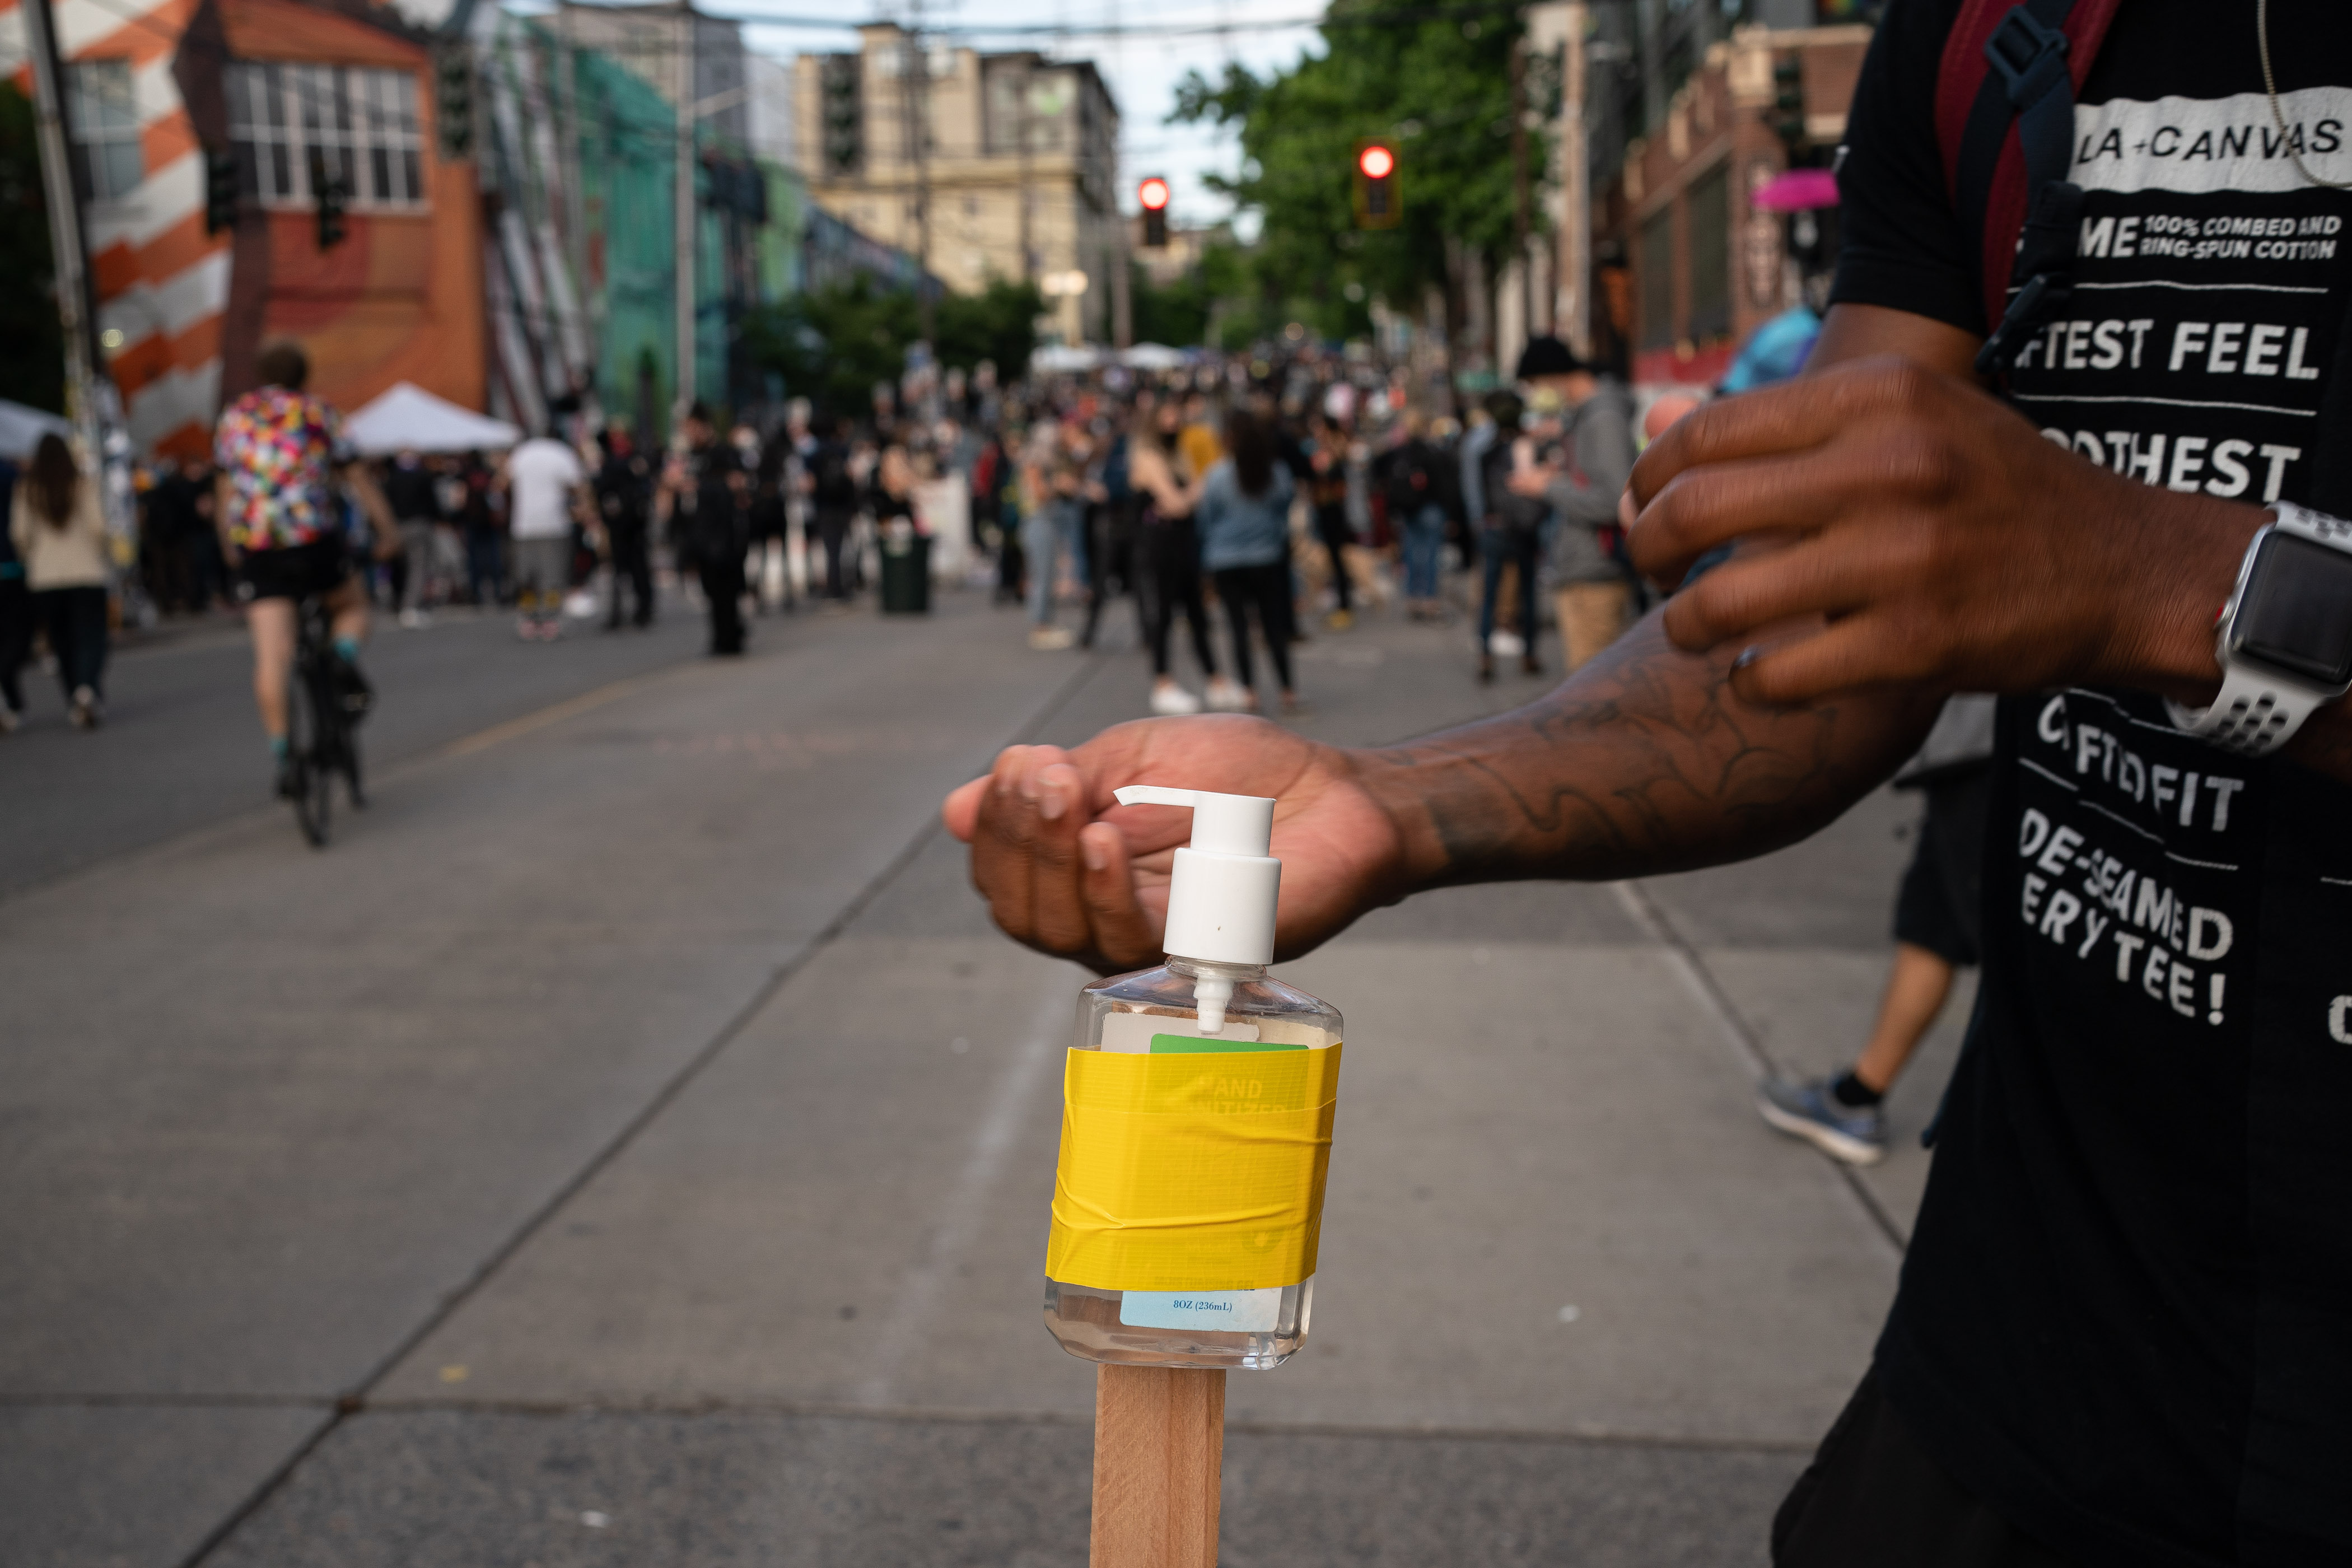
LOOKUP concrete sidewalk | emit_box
[1,587,1963,1567]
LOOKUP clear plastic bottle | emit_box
[1044,956,1343,1370]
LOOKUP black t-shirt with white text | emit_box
[1831,3,2351,1565]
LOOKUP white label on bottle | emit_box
[1098,1011,1259,1053]
[1118,1287,1283,1333]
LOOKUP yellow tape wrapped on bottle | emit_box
[1046,1044,1343,1294]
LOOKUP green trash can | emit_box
[880,530,932,614]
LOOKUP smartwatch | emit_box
[2166,501,2352,756]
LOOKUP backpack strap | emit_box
[1934,0,2124,374]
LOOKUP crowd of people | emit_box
[3,332,1661,745]
[949,334,1649,716]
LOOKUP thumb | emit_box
[942,774,987,842]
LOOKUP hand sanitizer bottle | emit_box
[1044,786,1344,1370]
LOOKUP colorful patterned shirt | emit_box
[213,386,354,552]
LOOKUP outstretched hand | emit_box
[941,716,1406,974]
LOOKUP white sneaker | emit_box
[1150,681,1203,716]
[399,608,432,629]
[1029,625,1076,651]
[1489,629,1525,658]
[1204,676,1252,712]
[69,685,100,730]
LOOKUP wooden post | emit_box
[1090,1364,1225,1567]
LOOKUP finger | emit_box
[1725,611,1942,709]
[1656,522,1928,652]
[1630,446,1898,589]
[970,757,1045,941]
[1020,761,1099,956]
[1630,357,1933,508]
[942,774,988,841]
[1079,822,1163,970]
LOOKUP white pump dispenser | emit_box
[1114,786,1280,1032]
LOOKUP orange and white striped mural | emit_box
[2,0,483,460]
[3,0,227,460]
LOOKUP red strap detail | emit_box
[1936,0,2007,197]
[1935,0,2125,333]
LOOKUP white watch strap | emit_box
[2166,502,2346,756]
[2165,663,2324,756]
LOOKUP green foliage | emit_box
[0,83,66,414]
[1131,263,1211,348]
[1169,0,1538,340]
[743,276,1044,418]
[937,278,1046,382]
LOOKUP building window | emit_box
[1640,206,1676,349]
[227,63,424,208]
[1686,162,1732,342]
[69,60,143,200]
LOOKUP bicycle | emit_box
[284,591,366,846]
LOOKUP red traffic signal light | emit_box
[1138,175,1170,248]
[1354,142,1398,228]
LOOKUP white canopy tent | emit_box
[345,382,522,456]
[1121,343,1190,370]
[0,399,75,460]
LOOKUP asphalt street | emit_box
[0,581,1971,1567]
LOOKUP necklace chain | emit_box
[2257,0,2352,190]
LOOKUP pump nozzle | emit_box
[1112,786,1275,858]
[1111,785,1282,983]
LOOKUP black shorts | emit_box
[239,536,352,602]
[1773,1368,2074,1567]
[1892,768,1990,967]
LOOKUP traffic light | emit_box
[435,42,473,159]
[1138,175,1170,248]
[204,147,237,235]
[1353,142,1399,229]
[1770,56,1807,146]
[315,170,349,251]
[821,54,863,176]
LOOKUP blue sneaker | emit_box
[1758,1075,1887,1165]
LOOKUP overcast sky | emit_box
[726,0,1325,233]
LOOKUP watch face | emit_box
[2233,530,2352,688]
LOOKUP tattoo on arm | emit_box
[1362,612,1932,889]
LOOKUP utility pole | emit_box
[903,13,935,348]
[1562,1,1591,357]
[1509,32,1533,347]
[673,0,697,428]
[23,0,104,456]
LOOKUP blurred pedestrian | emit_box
[1307,414,1357,630]
[0,452,27,732]
[498,430,587,642]
[749,430,791,613]
[1380,412,1454,621]
[381,448,441,628]
[594,426,655,631]
[1758,697,1994,1164]
[808,414,858,604]
[456,451,503,606]
[1506,336,1635,671]
[1129,403,1219,713]
[1476,391,1545,683]
[1080,412,1133,650]
[1177,390,1222,483]
[660,403,750,656]
[10,433,111,729]
[1022,421,1081,651]
[1196,406,1298,713]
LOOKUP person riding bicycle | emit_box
[212,342,394,798]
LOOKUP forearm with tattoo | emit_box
[1352,611,1939,894]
